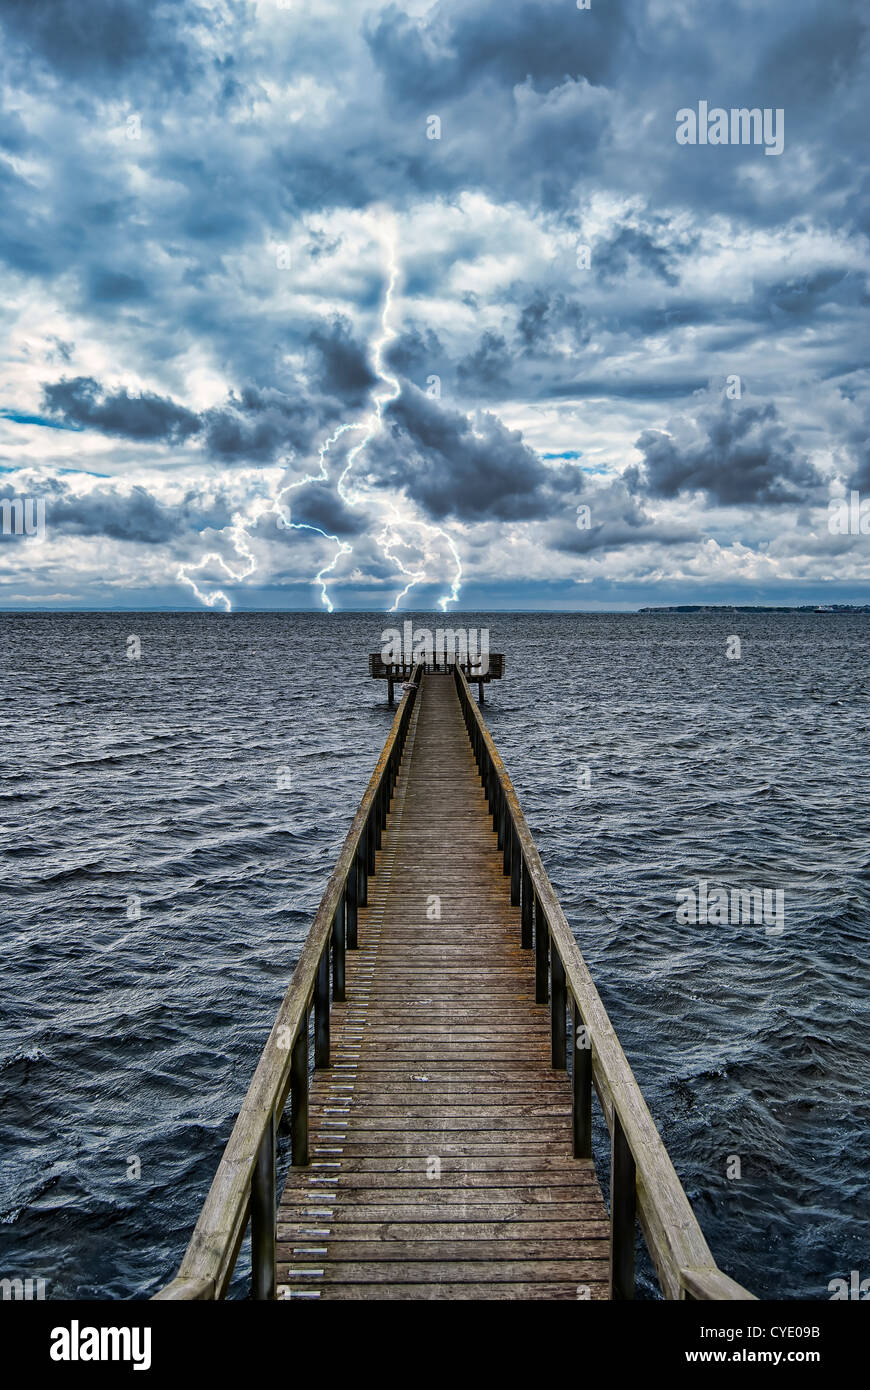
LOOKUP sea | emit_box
[0,611,867,1299]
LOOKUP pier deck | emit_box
[277,674,609,1300]
[155,664,754,1304]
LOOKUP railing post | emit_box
[510,826,520,904]
[521,859,532,949]
[367,809,376,874]
[315,946,330,1068]
[610,1111,636,1300]
[572,999,592,1159]
[332,896,345,1002]
[291,1017,309,1167]
[374,785,383,849]
[501,804,509,870]
[250,1111,276,1300]
[551,948,566,1068]
[346,860,358,950]
[358,829,368,907]
[534,893,548,1004]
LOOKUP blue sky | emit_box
[0,0,868,610]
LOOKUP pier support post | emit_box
[534,894,548,1004]
[291,1018,309,1166]
[610,1112,637,1300]
[387,676,394,707]
[315,947,330,1068]
[572,1000,592,1159]
[250,1112,276,1300]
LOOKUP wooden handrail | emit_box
[452,665,755,1302]
[153,667,423,1300]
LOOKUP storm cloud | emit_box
[631,400,823,507]
[0,0,867,610]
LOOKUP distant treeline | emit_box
[638,605,870,613]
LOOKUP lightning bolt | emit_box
[334,217,462,612]
[271,425,360,613]
[336,222,402,511]
[179,210,463,613]
[379,511,463,613]
[177,511,259,612]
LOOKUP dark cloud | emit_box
[386,325,447,378]
[631,400,822,506]
[283,482,364,540]
[375,386,576,522]
[0,0,868,607]
[40,374,335,464]
[365,0,632,104]
[764,268,860,320]
[553,479,697,554]
[594,224,690,287]
[0,0,203,83]
[307,317,379,403]
[89,270,148,304]
[203,386,319,461]
[844,403,870,490]
[456,331,512,392]
[516,290,589,352]
[44,484,184,544]
[41,377,201,442]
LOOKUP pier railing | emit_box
[453,664,755,1302]
[153,666,423,1300]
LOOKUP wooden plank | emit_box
[278,1221,611,1241]
[277,1240,609,1261]
[279,1201,606,1223]
[278,1282,608,1301]
[276,1259,610,1283]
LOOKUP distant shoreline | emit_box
[1,604,869,615]
[638,604,870,613]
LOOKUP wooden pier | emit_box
[369,651,505,705]
[155,666,754,1302]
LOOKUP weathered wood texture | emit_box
[277,673,610,1301]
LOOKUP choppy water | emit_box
[1,612,867,1299]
